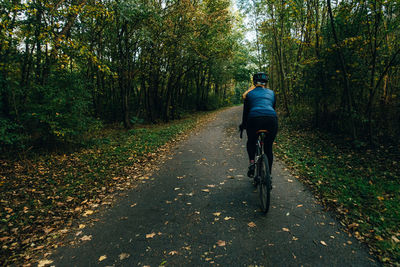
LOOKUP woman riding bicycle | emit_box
[240,72,278,178]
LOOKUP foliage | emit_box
[0,0,251,150]
[0,110,211,265]
[275,114,400,264]
[246,0,400,145]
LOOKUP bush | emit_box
[0,70,99,152]
[23,71,96,145]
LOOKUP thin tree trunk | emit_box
[327,0,356,139]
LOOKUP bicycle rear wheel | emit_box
[258,154,271,213]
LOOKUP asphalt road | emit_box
[51,106,380,266]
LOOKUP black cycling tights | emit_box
[246,116,278,173]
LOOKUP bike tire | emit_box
[258,154,271,214]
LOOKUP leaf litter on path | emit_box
[119,253,130,260]
[216,240,226,247]
[146,232,156,239]
[80,235,92,241]
[248,222,256,228]
[38,259,53,267]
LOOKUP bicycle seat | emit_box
[256,130,269,134]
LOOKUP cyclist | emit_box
[239,72,278,178]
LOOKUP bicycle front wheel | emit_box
[258,154,271,214]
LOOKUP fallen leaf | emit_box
[0,236,10,242]
[38,259,53,267]
[201,189,210,192]
[282,228,290,232]
[79,224,86,229]
[348,223,359,229]
[81,235,92,241]
[130,203,137,207]
[206,184,216,188]
[392,236,400,243]
[224,217,233,221]
[169,251,178,255]
[213,212,221,216]
[83,210,94,216]
[5,207,13,213]
[292,236,299,241]
[216,240,226,247]
[146,233,156,238]
[98,255,107,261]
[119,253,130,260]
[248,222,256,228]
[287,179,293,183]
[44,228,54,234]
[296,204,303,208]
[320,240,327,246]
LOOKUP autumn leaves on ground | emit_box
[1,108,399,265]
[1,0,400,265]
[0,113,215,265]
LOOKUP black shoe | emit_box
[247,163,255,178]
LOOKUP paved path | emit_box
[52,106,379,266]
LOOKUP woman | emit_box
[240,72,278,177]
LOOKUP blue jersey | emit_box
[243,87,277,119]
[241,86,277,129]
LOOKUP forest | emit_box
[0,0,250,150]
[1,0,400,150]
[239,0,400,145]
[1,0,400,265]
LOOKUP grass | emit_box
[274,115,400,265]
[0,111,214,265]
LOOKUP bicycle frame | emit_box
[254,130,271,214]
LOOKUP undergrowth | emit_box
[275,115,400,265]
[0,112,210,265]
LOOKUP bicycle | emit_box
[253,130,272,214]
[239,127,272,214]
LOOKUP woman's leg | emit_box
[263,116,278,173]
[246,118,258,162]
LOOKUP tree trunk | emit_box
[327,0,356,139]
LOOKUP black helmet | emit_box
[253,72,268,85]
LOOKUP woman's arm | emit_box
[242,97,250,128]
